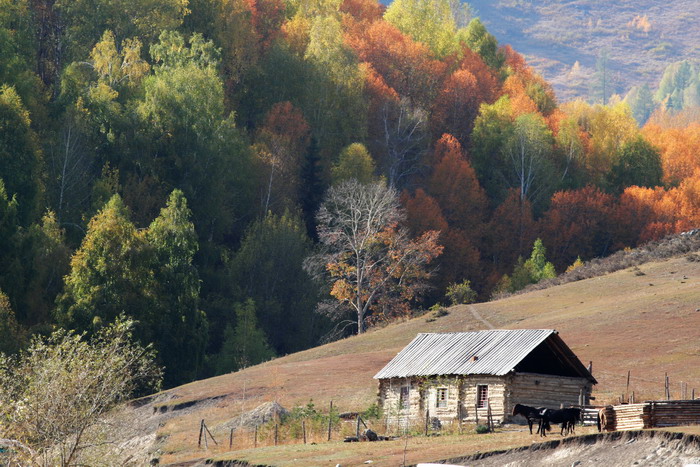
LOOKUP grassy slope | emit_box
[153,255,700,464]
[467,0,700,101]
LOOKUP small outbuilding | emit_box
[374,329,596,427]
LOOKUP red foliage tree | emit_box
[245,0,286,51]
[431,69,481,146]
[402,188,448,235]
[255,102,311,213]
[539,186,618,268]
[427,134,488,230]
[501,45,528,76]
[456,47,500,101]
[341,0,384,27]
[423,134,488,292]
[485,189,536,274]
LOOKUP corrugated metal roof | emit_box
[374,329,556,379]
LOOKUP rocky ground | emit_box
[440,430,700,467]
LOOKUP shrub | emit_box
[475,424,490,434]
[445,280,477,305]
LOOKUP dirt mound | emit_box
[220,402,288,431]
[437,430,700,466]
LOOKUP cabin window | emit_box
[436,388,448,408]
[477,385,488,408]
[400,386,410,410]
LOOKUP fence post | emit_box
[626,370,631,402]
[328,400,333,441]
[356,415,361,439]
[475,404,479,426]
[302,419,307,444]
[229,428,234,449]
[424,409,429,436]
[274,423,278,446]
[203,421,218,446]
[198,419,204,448]
[254,425,258,448]
[487,399,493,433]
[457,401,462,434]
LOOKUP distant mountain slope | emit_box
[467,0,700,102]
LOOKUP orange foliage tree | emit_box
[619,172,700,243]
[642,123,700,185]
[345,20,446,107]
[431,47,499,147]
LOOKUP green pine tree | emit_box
[147,189,208,387]
[216,299,275,374]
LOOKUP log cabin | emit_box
[374,329,596,428]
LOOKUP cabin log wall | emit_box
[379,373,593,427]
[507,373,592,422]
[460,375,507,423]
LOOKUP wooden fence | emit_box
[600,399,700,432]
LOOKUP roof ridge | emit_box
[374,329,575,380]
[418,329,556,334]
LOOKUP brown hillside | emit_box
[140,254,700,465]
[467,0,700,101]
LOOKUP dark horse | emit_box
[512,404,550,435]
[539,408,582,437]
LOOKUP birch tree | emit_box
[307,180,441,333]
[504,113,556,207]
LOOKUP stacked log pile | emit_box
[605,400,700,431]
[611,403,650,431]
[651,400,700,427]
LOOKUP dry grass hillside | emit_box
[466,0,700,101]
[132,252,700,465]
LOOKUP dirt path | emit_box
[468,305,495,329]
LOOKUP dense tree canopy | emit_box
[0,0,699,388]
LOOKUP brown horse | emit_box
[598,406,614,432]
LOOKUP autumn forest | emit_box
[1,0,700,387]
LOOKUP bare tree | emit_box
[46,118,93,229]
[306,180,442,334]
[379,98,429,189]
